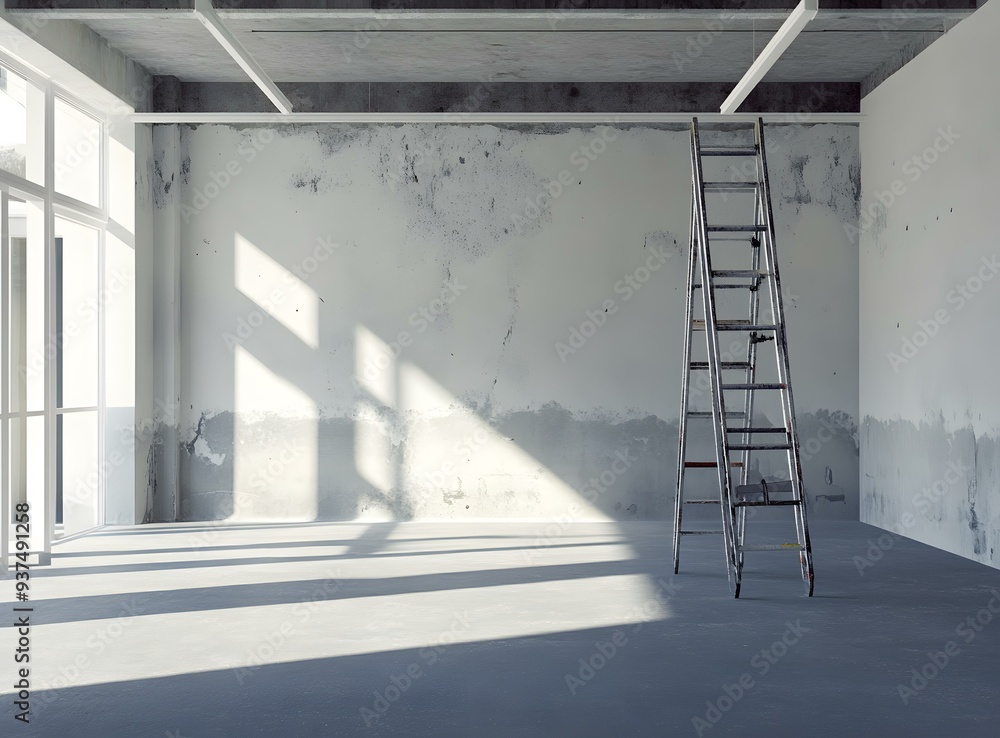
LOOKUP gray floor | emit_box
[4,519,1000,737]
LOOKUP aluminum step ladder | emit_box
[671,117,814,598]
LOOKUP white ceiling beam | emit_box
[720,0,818,115]
[192,0,292,114]
[131,111,862,124]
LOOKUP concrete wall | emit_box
[152,121,860,523]
[150,124,183,524]
[860,0,1000,566]
[160,81,860,114]
[129,121,156,525]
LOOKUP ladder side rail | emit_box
[699,199,740,582]
[672,191,700,574]
[692,119,737,580]
[756,119,814,578]
[756,120,805,498]
[740,186,765,489]
[735,180,765,565]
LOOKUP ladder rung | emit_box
[726,427,787,434]
[700,147,757,156]
[684,499,721,504]
[687,411,745,418]
[684,461,744,468]
[712,269,769,279]
[735,499,802,508]
[736,480,794,497]
[721,383,787,390]
[706,225,767,232]
[703,181,759,192]
[717,323,779,332]
[680,530,724,535]
[728,442,793,451]
[691,320,777,332]
[693,283,757,290]
[739,543,804,552]
[689,361,751,370]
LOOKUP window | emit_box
[1,52,111,567]
[55,217,100,408]
[54,98,102,207]
[0,64,44,184]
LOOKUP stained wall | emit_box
[859,0,1000,567]
[150,122,860,522]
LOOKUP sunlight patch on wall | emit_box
[354,324,396,407]
[400,362,611,520]
[108,133,135,233]
[354,401,395,494]
[235,233,318,349]
[234,345,317,520]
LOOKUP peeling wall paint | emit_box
[860,1,1000,567]
[152,122,859,522]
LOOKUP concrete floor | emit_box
[3,520,1000,737]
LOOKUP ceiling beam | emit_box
[0,0,978,9]
[720,0,818,115]
[0,8,974,32]
[191,0,291,114]
[131,111,863,124]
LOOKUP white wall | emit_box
[860,0,1000,566]
[153,121,860,522]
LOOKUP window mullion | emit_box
[1,191,9,574]
[38,82,55,565]
[98,215,106,527]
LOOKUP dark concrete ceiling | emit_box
[2,1,983,112]
[74,11,966,84]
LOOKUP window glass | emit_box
[7,198,46,412]
[0,64,44,184]
[55,217,100,409]
[55,98,102,206]
[58,411,100,535]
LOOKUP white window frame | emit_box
[1,49,110,571]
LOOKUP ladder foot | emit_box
[801,551,815,596]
